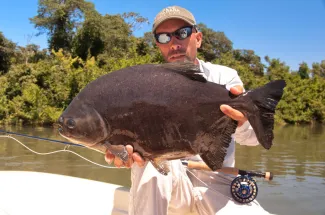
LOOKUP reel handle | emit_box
[182,160,273,181]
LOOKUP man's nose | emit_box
[170,44,182,51]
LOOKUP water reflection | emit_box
[235,124,325,179]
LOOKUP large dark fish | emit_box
[58,62,286,175]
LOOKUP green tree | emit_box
[297,62,310,79]
[311,60,325,78]
[136,32,164,62]
[197,23,233,62]
[142,32,156,48]
[30,0,95,52]
[121,12,150,33]
[72,11,149,61]
[233,49,265,76]
[264,56,290,80]
[0,32,16,74]
[15,44,48,65]
[72,12,131,61]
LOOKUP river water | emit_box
[1,125,324,215]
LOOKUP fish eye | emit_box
[66,119,76,129]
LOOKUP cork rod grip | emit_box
[183,160,273,181]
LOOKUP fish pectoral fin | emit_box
[200,116,238,171]
[104,141,129,162]
[150,158,170,176]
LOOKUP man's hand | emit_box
[220,85,247,127]
[105,145,145,168]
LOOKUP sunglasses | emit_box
[154,26,197,44]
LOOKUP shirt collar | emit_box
[196,58,204,72]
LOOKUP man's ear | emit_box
[196,32,203,48]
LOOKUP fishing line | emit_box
[1,134,251,202]
[184,165,235,201]
[0,135,121,169]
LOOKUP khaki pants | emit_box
[129,160,274,215]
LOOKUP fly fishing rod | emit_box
[181,160,273,181]
[0,129,83,147]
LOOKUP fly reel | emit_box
[230,175,258,203]
[180,160,273,204]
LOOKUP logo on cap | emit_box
[155,6,181,21]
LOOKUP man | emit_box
[105,6,273,215]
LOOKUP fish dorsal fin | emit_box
[156,62,207,83]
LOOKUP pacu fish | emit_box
[58,62,286,175]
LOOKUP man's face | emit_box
[154,19,202,63]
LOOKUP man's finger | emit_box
[220,104,247,127]
[230,85,244,95]
[114,156,124,168]
[124,145,134,168]
[132,152,145,167]
[105,151,114,164]
[220,104,245,121]
[126,145,134,154]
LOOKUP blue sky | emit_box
[0,0,324,71]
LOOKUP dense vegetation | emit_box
[0,0,324,126]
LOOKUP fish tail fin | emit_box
[236,80,286,149]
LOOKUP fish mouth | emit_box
[58,131,95,146]
[57,126,90,145]
[58,126,70,138]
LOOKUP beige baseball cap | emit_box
[152,6,196,33]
